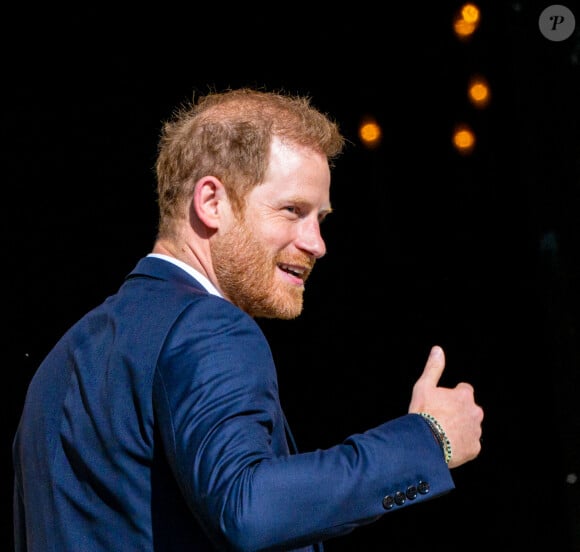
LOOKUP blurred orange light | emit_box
[453,124,476,154]
[462,3,480,23]
[468,75,491,108]
[453,3,481,39]
[358,118,382,149]
[454,18,477,37]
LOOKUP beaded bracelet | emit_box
[418,412,453,464]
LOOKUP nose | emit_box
[296,217,326,259]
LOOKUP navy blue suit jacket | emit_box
[13,256,454,551]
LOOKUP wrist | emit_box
[418,412,452,465]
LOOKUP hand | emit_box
[408,345,484,468]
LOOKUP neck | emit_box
[152,237,221,292]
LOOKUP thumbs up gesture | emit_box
[409,345,484,468]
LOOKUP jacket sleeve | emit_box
[153,296,454,551]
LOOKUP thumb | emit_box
[417,345,446,388]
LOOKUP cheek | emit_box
[253,219,295,249]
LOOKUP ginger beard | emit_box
[211,216,314,319]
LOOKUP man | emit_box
[13,88,483,551]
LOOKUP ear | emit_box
[192,176,229,230]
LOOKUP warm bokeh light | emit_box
[468,75,491,108]
[358,118,382,149]
[453,3,481,39]
[452,123,476,154]
[462,3,480,23]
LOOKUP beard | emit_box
[211,218,313,319]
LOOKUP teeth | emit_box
[280,263,305,275]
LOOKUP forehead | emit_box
[257,138,331,200]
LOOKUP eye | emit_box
[284,205,301,216]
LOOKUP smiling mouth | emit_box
[277,262,313,284]
[278,263,306,278]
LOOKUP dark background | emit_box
[4,1,579,550]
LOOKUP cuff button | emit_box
[382,495,395,510]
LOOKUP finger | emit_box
[455,381,474,393]
[417,345,446,387]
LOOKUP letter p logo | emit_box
[539,5,576,41]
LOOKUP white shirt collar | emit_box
[147,253,223,298]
